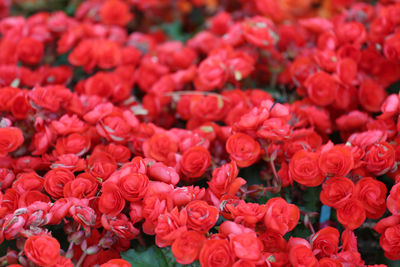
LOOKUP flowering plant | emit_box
[0,0,400,266]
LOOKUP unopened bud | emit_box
[86,245,101,255]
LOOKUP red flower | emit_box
[336,198,366,230]
[100,259,131,267]
[305,71,338,106]
[118,173,149,202]
[0,127,24,156]
[242,16,278,49]
[364,141,395,175]
[289,244,319,267]
[320,176,354,209]
[355,177,387,219]
[186,200,219,233]
[17,37,44,65]
[380,224,400,260]
[143,133,178,164]
[358,79,387,113]
[226,133,261,168]
[194,56,228,91]
[318,145,354,177]
[44,168,75,199]
[387,183,400,215]
[230,233,264,262]
[264,197,299,236]
[171,231,206,264]
[63,176,98,199]
[100,0,133,27]
[199,239,234,267]
[98,183,125,217]
[311,227,340,258]
[24,235,60,266]
[289,150,324,187]
[180,146,211,182]
[155,207,187,247]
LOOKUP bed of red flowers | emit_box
[0,0,400,266]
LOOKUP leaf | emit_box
[121,246,169,267]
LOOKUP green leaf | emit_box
[121,246,169,267]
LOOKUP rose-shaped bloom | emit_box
[199,239,234,267]
[102,213,139,240]
[180,146,211,182]
[226,133,260,168]
[99,183,125,217]
[47,198,72,225]
[336,57,358,85]
[87,151,118,181]
[355,177,387,219]
[305,71,338,106]
[242,16,278,49]
[320,177,354,209]
[364,142,395,175]
[319,145,354,177]
[118,173,149,202]
[187,200,219,233]
[289,244,319,267]
[24,235,60,266]
[12,172,43,194]
[0,127,24,156]
[194,56,228,91]
[96,111,138,143]
[142,195,168,235]
[208,161,239,197]
[104,143,131,164]
[233,259,256,267]
[341,228,359,253]
[100,259,131,267]
[172,231,206,264]
[100,0,132,27]
[17,37,44,65]
[380,224,400,260]
[44,168,75,199]
[63,177,98,199]
[191,95,227,122]
[69,203,97,229]
[230,233,264,262]
[335,22,366,45]
[258,231,287,253]
[358,79,387,113]
[143,133,178,164]
[55,133,91,156]
[264,197,300,236]
[387,183,400,215]
[227,201,266,227]
[384,33,400,61]
[311,227,340,258]
[336,198,366,230]
[155,207,188,247]
[18,190,50,208]
[289,150,324,187]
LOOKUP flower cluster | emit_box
[0,0,400,266]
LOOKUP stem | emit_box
[307,221,316,235]
[76,252,87,267]
[269,159,282,187]
[65,241,75,259]
[137,233,146,247]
